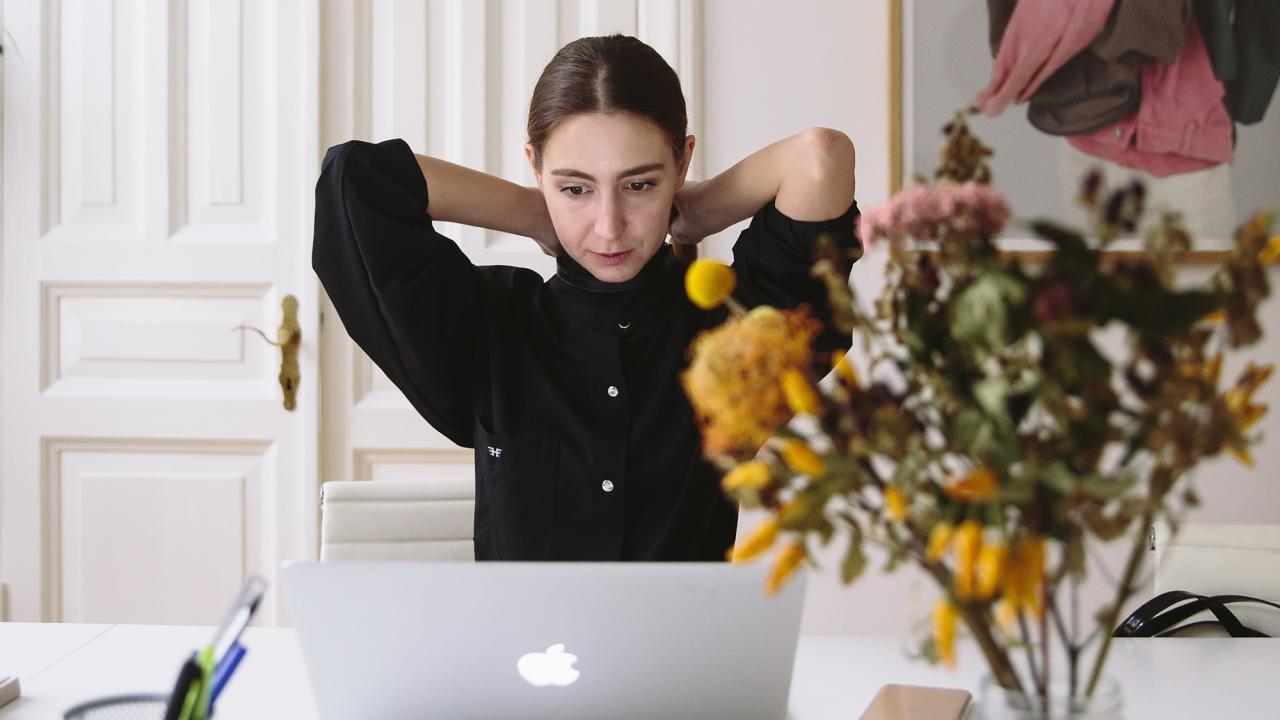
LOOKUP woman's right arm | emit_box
[314,139,492,447]
[414,155,560,256]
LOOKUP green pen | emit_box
[177,645,215,720]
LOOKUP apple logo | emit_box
[516,643,581,687]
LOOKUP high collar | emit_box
[547,244,683,333]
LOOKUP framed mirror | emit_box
[889,0,1280,259]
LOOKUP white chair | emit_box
[319,479,476,562]
[1151,523,1280,635]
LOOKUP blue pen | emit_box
[208,641,247,709]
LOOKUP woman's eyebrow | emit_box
[548,163,665,181]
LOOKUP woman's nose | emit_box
[594,192,625,241]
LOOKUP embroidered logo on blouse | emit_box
[488,446,503,458]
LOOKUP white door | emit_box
[1,0,320,625]
[317,0,702,489]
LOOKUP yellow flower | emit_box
[1229,363,1274,406]
[995,598,1018,630]
[685,259,737,310]
[942,467,999,503]
[952,520,984,601]
[721,461,772,493]
[975,539,1008,600]
[682,309,821,454]
[780,439,825,476]
[1223,363,1274,466]
[1244,211,1274,239]
[1198,309,1227,325]
[765,541,807,595]
[1205,354,1223,386]
[832,351,860,388]
[926,521,955,562]
[883,485,909,523]
[730,518,779,563]
[1259,235,1280,265]
[781,368,821,415]
[1006,537,1045,618]
[1183,353,1224,386]
[932,599,960,669]
[1228,445,1256,468]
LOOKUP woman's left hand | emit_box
[669,181,709,246]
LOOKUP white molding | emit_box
[41,437,271,622]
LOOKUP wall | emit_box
[701,0,1280,637]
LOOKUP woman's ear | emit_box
[524,144,542,190]
[676,135,696,189]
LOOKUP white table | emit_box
[3,623,1278,718]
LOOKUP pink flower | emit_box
[859,182,1010,249]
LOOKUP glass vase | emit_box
[977,674,1123,720]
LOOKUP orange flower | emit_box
[926,521,955,562]
[975,539,1008,600]
[952,520,984,601]
[685,259,737,310]
[721,461,772,493]
[765,541,807,595]
[780,439,826,476]
[682,309,821,455]
[943,467,999,503]
[932,599,960,669]
[730,519,779,563]
[781,368,821,415]
[883,485,909,523]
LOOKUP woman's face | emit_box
[527,112,693,283]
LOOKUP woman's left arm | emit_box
[670,127,856,244]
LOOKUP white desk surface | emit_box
[3,623,1279,719]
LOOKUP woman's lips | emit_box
[594,250,632,265]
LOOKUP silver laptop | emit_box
[281,561,807,720]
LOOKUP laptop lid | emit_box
[281,561,807,720]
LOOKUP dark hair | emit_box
[527,34,688,170]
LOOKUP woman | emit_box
[313,34,859,562]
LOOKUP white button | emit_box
[1113,127,1123,139]
[607,385,619,397]
[618,320,631,330]
[601,480,615,492]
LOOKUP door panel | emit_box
[1,0,320,624]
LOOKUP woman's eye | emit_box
[560,186,587,197]
[629,181,655,192]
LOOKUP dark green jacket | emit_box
[1195,0,1280,124]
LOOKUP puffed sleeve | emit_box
[730,198,861,352]
[312,138,479,447]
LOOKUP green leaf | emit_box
[949,276,1010,355]
[1078,473,1136,501]
[841,524,868,584]
[974,376,1011,419]
[1041,462,1076,495]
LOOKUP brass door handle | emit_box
[233,295,301,411]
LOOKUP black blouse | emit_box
[313,138,860,561]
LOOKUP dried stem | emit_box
[1085,507,1156,697]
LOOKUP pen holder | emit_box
[63,693,171,719]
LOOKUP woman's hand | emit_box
[669,180,711,246]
